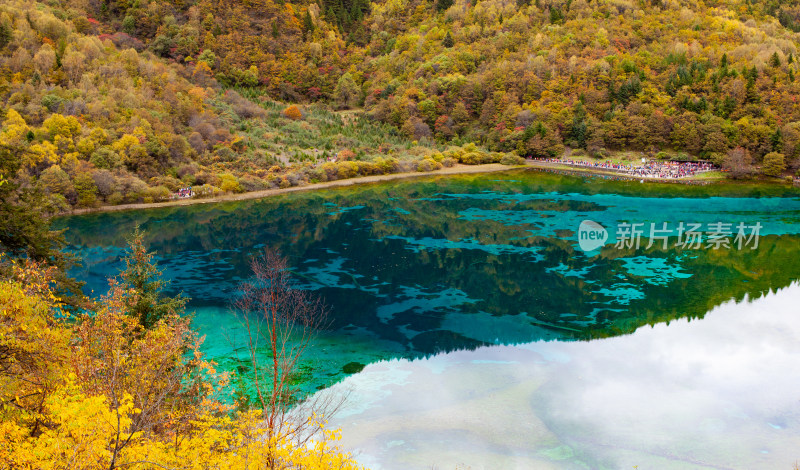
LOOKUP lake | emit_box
[57,169,800,469]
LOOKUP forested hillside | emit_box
[76,0,800,165]
[3,0,800,212]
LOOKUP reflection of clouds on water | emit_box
[322,283,800,470]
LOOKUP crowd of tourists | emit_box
[532,157,716,179]
[174,187,194,199]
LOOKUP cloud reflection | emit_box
[323,283,800,469]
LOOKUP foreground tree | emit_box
[0,143,81,300]
[118,227,186,329]
[2,256,362,469]
[0,259,72,438]
[233,249,345,450]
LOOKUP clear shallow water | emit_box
[55,169,800,468]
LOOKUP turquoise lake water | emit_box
[56,169,800,469]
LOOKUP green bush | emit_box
[108,192,124,205]
[762,152,786,177]
[145,185,171,202]
[500,153,526,165]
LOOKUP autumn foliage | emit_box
[4,0,800,218]
[283,105,304,121]
[0,249,363,469]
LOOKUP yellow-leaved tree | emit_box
[0,245,364,469]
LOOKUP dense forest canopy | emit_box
[2,0,800,211]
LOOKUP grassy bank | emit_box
[67,163,516,215]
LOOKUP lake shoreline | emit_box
[65,160,780,216]
[66,163,515,215]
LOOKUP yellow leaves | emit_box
[42,113,82,140]
[24,141,57,168]
[218,173,242,193]
[0,263,367,470]
[10,379,135,470]
[113,134,140,153]
[0,262,71,437]
[76,136,97,157]
[0,109,31,157]
[3,108,28,130]
[188,85,207,101]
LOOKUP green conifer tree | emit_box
[443,31,454,48]
[119,228,186,329]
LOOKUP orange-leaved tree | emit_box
[283,105,303,120]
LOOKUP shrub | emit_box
[283,105,303,120]
[218,173,242,193]
[356,161,381,175]
[307,167,327,183]
[397,159,418,172]
[459,152,483,165]
[416,158,443,172]
[337,161,359,179]
[145,185,171,202]
[441,156,457,167]
[285,171,304,186]
[374,157,399,173]
[762,152,787,177]
[500,153,526,165]
[239,175,268,191]
[337,149,356,161]
[108,192,124,205]
[486,153,504,163]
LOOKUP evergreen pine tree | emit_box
[443,31,454,48]
[770,51,781,68]
[119,228,186,330]
[0,20,11,49]
[302,11,315,40]
[436,0,454,12]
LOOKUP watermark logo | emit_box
[614,221,762,250]
[578,219,609,252]
[576,220,762,252]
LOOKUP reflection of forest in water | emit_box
[58,169,800,360]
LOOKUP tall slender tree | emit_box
[118,227,185,330]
